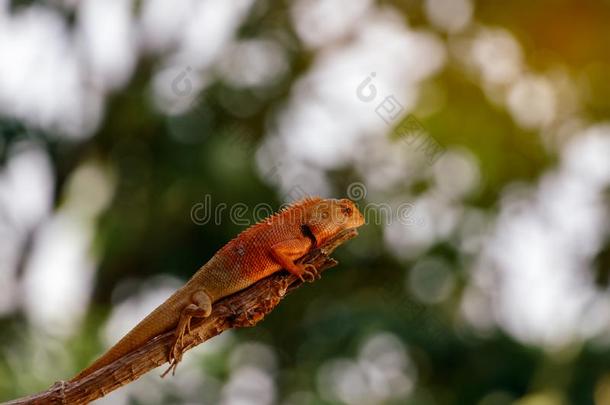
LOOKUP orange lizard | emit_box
[73,197,364,380]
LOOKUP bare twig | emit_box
[5,229,359,405]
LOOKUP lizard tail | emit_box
[71,293,186,381]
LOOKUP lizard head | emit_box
[305,198,365,246]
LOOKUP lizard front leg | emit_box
[164,290,212,376]
[270,239,318,282]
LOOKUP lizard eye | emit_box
[341,206,352,215]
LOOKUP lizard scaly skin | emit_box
[73,197,364,380]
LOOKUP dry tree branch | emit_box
[5,229,359,405]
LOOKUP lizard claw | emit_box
[163,316,190,378]
[301,264,319,282]
[163,339,184,378]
